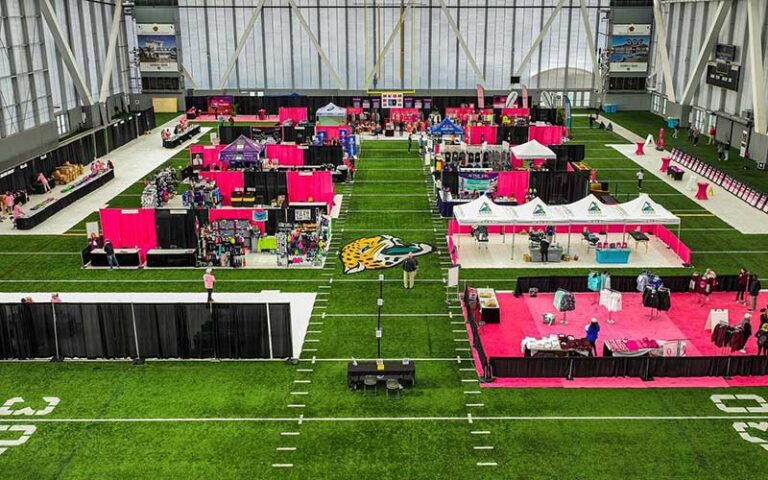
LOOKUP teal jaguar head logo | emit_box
[340,235,434,274]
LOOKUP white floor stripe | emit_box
[276,447,297,451]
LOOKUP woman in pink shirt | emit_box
[203,268,216,303]
[12,202,24,229]
[37,172,51,192]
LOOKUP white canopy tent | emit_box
[620,194,682,248]
[561,194,628,252]
[510,139,557,160]
[453,196,516,226]
[507,197,569,258]
[316,103,347,117]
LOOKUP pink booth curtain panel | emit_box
[501,108,530,118]
[468,126,498,145]
[496,171,530,204]
[190,144,227,170]
[266,144,305,166]
[278,107,308,124]
[315,125,351,140]
[200,171,245,206]
[99,208,158,262]
[208,208,265,234]
[528,125,564,145]
[286,171,335,209]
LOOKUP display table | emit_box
[522,335,591,357]
[660,157,672,172]
[596,248,631,264]
[88,248,141,267]
[16,169,115,230]
[528,245,563,263]
[146,249,196,267]
[667,165,684,181]
[705,309,729,331]
[603,338,662,357]
[696,182,710,200]
[347,361,415,389]
[635,142,645,155]
[163,125,201,148]
[628,230,649,253]
[476,288,500,324]
[258,236,277,252]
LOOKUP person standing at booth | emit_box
[103,240,119,269]
[748,274,761,311]
[402,253,419,289]
[585,318,600,356]
[204,268,216,302]
[737,268,750,305]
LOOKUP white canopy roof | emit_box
[316,103,347,116]
[510,139,557,159]
[453,196,516,225]
[619,194,680,225]
[510,197,570,225]
[564,194,628,224]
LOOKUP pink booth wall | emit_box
[99,208,158,262]
[208,208,265,234]
[346,107,363,116]
[190,144,227,170]
[315,125,351,140]
[200,171,244,206]
[278,107,308,124]
[528,125,564,145]
[287,171,335,209]
[468,126,497,145]
[446,220,691,264]
[496,171,529,204]
[501,108,530,118]
[266,144,305,166]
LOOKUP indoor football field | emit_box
[1,115,768,479]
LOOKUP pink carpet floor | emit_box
[464,291,768,389]
[190,115,279,124]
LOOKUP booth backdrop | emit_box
[99,208,158,261]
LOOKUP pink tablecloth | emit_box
[501,108,530,118]
[660,157,671,172]
[468,126,497,145]
[266,144,305,166]
[635,142,645,155]
[696,182,710,200]
[528,125,563,145]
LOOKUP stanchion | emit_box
[566,358,574,381]
[376,274,384,360]
[50,304,62,363]
[723,356,732,380]
[642,356,653,381]
[130,304,144,366]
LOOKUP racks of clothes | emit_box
[599,289,622,324]
[636,271,662,292]
[642,285,671,319]
[689,270,718,303]
[711,321,750,353]
[199,220,253,268]
[553,289,575,325]
[141,168,178,208]
[182,180,222,208]
[277,216,331,267]
[587,271,611,305]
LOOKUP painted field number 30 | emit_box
[0,396,59,458]
[711,394,768,452]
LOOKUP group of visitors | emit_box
[735,268,762,311]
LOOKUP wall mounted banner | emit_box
[381,93,404,109]
[610,24,651,73]
[339,235,434,274]
[459,172,498,193]
[136,24,178,72]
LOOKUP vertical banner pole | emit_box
[130,303,144,365]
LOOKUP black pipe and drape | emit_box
[549,144,585,162]
[155,209,198,249]
[305,146,343,167]
[0,302,292,360]
[529,170,589,204]
[244,171,288,205]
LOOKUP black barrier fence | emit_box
[463,286,492,382]
[514,275,741,297]
[0,302,292,361]
[490,355,768,379]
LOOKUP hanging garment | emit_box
[601,273,611,290]
[599,289,622,312]
[657,288,671,311]
[559,293,576,312]
[637,273,648,292]
[587,272,602,292]
[553,289,568,310]
[642,286,659,309]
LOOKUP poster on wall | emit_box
[458,172,498,193]
[136,24,178,72]
[381,93,404,109]
[609,24,651,73]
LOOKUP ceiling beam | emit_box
[652,0,677,102]
[437,0,487,88]
[746,0,766,134]
[514,0,568,79]
[98,0,123,103]
[364,0,414,90]
[680,0,731,105]
[287,0,346,90]
[578,0,601,94]
[218,0,267,90]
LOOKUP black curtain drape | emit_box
[305,146,343,167]
[514,275,741,296]
[218,126,253,144]
[441,171,459,194]
[529,171,589,204]
[155,209,197,249]
[550,144,585,162]
[245,171,288,205]
[268,304,293,358]
[497,126,528,144]
[530,107,559,125]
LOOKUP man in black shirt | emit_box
[402,253,419,289]
[540,238,550,263]
[104,240,119,269]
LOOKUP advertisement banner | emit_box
[381,93,404,109]
[136,24,178,72]
[458,172,498,193]
[610,24,651,73]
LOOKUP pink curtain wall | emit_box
[315,125,351,140]
[501,108,530,118]
[346,107,363,116]
[190,144,227,170]
[287,171,335,209]
[200,171,244,206]
[208,208,265,233]
[99,208,158,261]
[496,171,529,204]
[266,144,305,166]
[389,108,420,122]
[468,126,498,145]
[528,125,564,145]
[278,107,308,123]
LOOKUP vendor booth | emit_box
[316,103,347,126]
[219,135,265,169]
[429,118,464,139]
[510,139,557,169]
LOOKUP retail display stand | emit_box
[553,288,575,325]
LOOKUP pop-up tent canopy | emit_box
[510,139,557,159]
[219,135,265,166]
[316,103,347,126]
[453,195,516,226]
[429,118,464,137]
[565,194,627,224]
[620,194,680,225]
[510,196,569,225]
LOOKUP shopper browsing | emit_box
[203,268,216,302]
[739,314,753,353]
[736,268,749,305]
[748,274,761,311]
[585,318,600,356]
[103,240,119,269]
[402,253,419,289]
[756,323,768,357]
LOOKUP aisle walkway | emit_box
[600,115,768,234]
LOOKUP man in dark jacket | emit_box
[539,238,550,263]
[402,253,419,289]
[104,240,119,269]
[748,275,761,311]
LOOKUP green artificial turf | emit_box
[1,113,768,478]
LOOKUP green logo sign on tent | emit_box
[588,201,602,214]
[479,202,492,215]
[642,201,655,214]
[532,205,546,216]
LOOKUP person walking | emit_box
[723,142,730,161]
[748,274,761,311]
[672,124,679,139]
[636,169,645,190]
[687,127,694,143]
[736,268,749,305]
[739,314,753,353]
[708,125,716,145]
[408,133,413,153]
[203,268,216,302]
[585,318,600,356]
[402,253,419,289]
[693,128,700,146]
[104,239,119,269]
[588,114,594,129]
